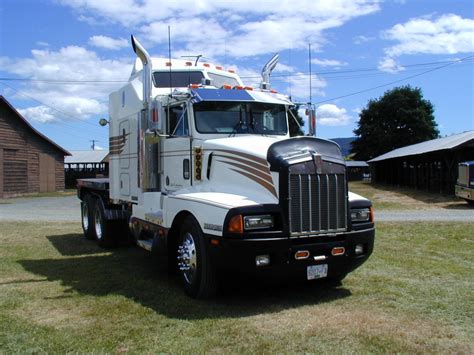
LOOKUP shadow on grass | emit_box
[47,234,109,256]
[20,233,351,320]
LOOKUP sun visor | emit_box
[191,88,291,105]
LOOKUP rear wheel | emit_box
[81,195,95,240]
[177,216,217,298]
[93,199,116,248]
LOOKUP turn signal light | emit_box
[295,250,310,260]
[228,214,243,234]
[370,206,375,222]
[331,247,345,256]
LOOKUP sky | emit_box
[0,0,473,151]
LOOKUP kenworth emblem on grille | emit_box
[312,153,323,173]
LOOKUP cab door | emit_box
[162,103,192,191]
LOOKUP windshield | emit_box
[194,101,287,135]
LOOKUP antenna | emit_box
[181,55,205,66]
[308,43,312,105]
[167,26,172,134]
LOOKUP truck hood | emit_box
[176,135,345,209]
[202,135,284,204]
[202,135,284,162]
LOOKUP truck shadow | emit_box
[20,233,352,320]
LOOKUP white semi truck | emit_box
[77,36,375,298]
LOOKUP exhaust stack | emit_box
[260,53,279,90]
[130,35,159,192]
[131,35,152,109]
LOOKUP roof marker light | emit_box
[166,62,172,66]
[189,84,200,89]
[270,89,278,93]
[216,65,223,70]
[244,86,253,91]
[185,61,192,66]
[203,63,211,68]
[222,84,232,89]
[233,85,244,90]
[228,69,235,73]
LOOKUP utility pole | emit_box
[90,140,99,150]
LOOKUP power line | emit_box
[239,57,473,79]
[313,55,474,105]
[0,58,471,83]
[0,81,103,128]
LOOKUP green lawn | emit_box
[1,221,472,353]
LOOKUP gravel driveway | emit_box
[0,195,80,221]
[1,195,473,222]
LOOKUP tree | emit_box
[288,105,305,136]
[351,85,439,160]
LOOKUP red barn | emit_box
[0,96,70,198]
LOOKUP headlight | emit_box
[351,208,371,222]
[243,215,274,230]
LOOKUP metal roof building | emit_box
[368,131,474,194]
[65,150,109,165]
[65,150,109,188]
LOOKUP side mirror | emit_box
[99,118,109,126]
[148,100,162,133]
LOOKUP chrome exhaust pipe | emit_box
[131,35,152,109]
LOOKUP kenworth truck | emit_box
[77,36,375,298]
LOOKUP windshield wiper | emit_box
[228,105,244,137]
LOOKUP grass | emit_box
[1,221,473,353]
[349,181,468,210]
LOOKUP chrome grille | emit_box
[289,173,347,235]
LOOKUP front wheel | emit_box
[177,216,217,298]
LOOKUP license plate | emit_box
[307,264,328,280]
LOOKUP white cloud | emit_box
[89,35,128,50]
[316,104,351,126]
[59,0,381,58]
[353,35,375,44]
[379,14,474,72]
[311,58,347,67]
[378,57,405,73]
[1,46,131,122]
[19,106,57,123]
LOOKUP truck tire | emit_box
[177,216,217,298]
[81,195,96,240]
[93,199,117,248]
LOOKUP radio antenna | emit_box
[308,43,312,105]
[167,26,172,134]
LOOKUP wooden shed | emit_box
[0,96,70,198]
[368,131,474,195]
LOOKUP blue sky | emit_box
[0,0,473,151]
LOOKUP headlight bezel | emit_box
[350,207,373,223]
[243,214,274,230]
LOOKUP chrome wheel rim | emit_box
[82,203,89,231]
[177,232,197,284]
[94,209,103,240]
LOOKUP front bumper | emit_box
[206,228,375,281]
